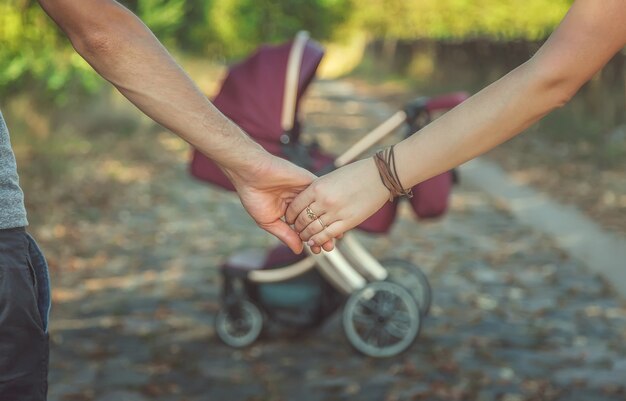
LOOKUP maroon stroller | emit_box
[191,32,469,357]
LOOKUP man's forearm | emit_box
[37,0,265,178]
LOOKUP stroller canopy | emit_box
[190,33,455,232]
[190,33,326,190]
[213,35,325,146]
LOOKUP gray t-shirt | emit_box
[0,111,28,229]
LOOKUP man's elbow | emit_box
[72,29,118,59]
[38,0,128,59]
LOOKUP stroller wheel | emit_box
[343,282,421,358]
[215,300,263,348]
[382,258,432,316]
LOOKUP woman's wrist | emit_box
[391,137,424,189]
[363,157,393,204]
[372,145,414,201]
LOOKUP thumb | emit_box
[260,219,304,254]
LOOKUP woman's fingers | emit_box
[306,222,345,248]
[321,240,335,252]
[299,213,336,241]
[307,240,334,254]
[285,185,315,224]
[294,202,323,232]
[289,201,336,252]
[288,158,388,250]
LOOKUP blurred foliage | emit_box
[186,0,351,57]
[135,0,187,43]
[120,0,351,55]
[0,0,350,102]
[0,1,102,103]
[356,38,625,150]
[0,0,578,101]
[355,0,573,41]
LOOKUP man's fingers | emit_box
[285,187,315,224]
[261,220,303,254]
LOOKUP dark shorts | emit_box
[0,227,51,401]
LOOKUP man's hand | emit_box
[227,153,319,254]
[36,0,327,252]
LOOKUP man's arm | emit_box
[37,0,318,253]
[37,0,264,181]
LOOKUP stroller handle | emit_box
[334,110,407,167]
[333,92,470,167]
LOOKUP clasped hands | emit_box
[232,153,390,255]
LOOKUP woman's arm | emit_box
[287,0,626,251]
[37,0,316,253]
[394,0,626,187]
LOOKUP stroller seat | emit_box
[222,249,267,273]
[222,245,308,274]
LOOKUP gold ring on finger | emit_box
[306,206,317,221]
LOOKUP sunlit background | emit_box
[2,0,624,232]
[1,1,625,400]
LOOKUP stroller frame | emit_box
[206,32,468,357]
[244,31,432,294]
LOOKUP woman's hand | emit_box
[285,158,390,253]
